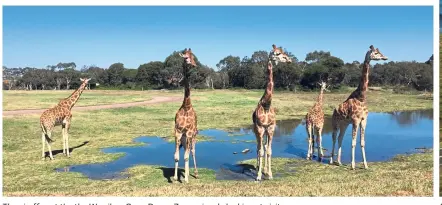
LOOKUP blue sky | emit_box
[3,6,434,70]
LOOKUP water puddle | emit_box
[57,110,433,181]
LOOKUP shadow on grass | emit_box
[158,167,199,183]
[44,141,90,158]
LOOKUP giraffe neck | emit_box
[64,83,87,110]
[348,60,370,101]
[316,89,324,107]
[259,60,274,110]
[181,63,192,109]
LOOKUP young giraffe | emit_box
[252,44,292,181]
[40,78,91,160]
[305,81,330,161]
[329,45,388,169]
[174,48,198,183]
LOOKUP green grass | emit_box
[2,89,433,196]
[2,90,159,111]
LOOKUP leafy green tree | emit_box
[136,61,164,88]
[107,63,125,86]
[305,50,331,63]
[216,55,240,88]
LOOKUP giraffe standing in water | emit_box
[252,44,292,181]
[40,78,91,160]
[330,45,388,169]
[305,81,330,161]
[173,48,199,183]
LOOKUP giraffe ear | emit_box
[87,78,91,81]
[80,78,84,81]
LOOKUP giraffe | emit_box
[252,44,292,181]
[305,80,330,161]
[173,48,198,183]
[40,78,91,160]
[329,45,388,169]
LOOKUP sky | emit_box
[3,6,434,70]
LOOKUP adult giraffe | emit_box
[252,44,292,181]
[329,45,388,169]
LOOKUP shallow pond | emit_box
[57,110,433,181]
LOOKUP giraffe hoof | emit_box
[194,173,199,179]
[254,178,261,183]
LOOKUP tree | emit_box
[107,63,125,86]
[136,61,164,88]
[216,55,240,88]
[305,50,331,63]
[60,69,79,90]
[274,62,302,90]
[84,65,108,85]
[250,51,269,69]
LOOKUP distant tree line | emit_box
[2,49,433,91]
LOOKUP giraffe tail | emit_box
[179,131,187,150]
[40,123,54,143]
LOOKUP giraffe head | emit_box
[179,48,197,67]
[318,81,331,92]
[369,45,388,61]
[79,78,91,88]
[269,44,292,65]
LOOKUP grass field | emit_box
[2,90,157,111]
[2,89,433,196]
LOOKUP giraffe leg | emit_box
[337,123,349,166]
[330,123,338,164]
[316,126,324,161]
[41,132,46,160]
[351,121,360,170]
[191,137,199,178]
[183,132,192,183]
[46,132,54,160]
[360,118,368,169]
[173,130,181,182]
[263,134,268,176]
[254,126,265,181]
[64,119,71,158]
[266,124,275,180]
[62,126,66,155]
[306,123,313,160]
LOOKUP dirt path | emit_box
[3,96,182,117]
